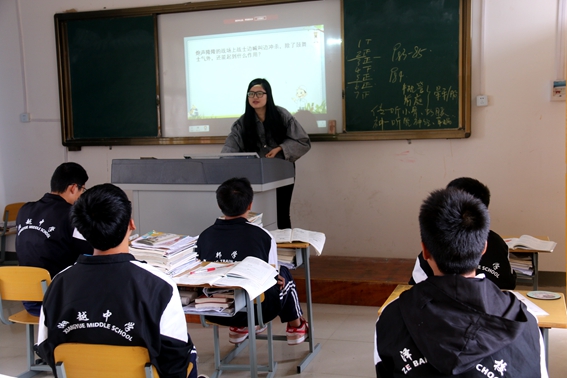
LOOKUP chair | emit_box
[0,202,25,265]
[0,266,52,377]
[54,343,166,378]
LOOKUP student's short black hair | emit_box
[216,177,253,217]
[70,183,131,251]
[446,177,490,208]
[419,187,490,275]
[50,162,88,193]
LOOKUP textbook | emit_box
[504,235,557,252]
[174,256,277,300]
[202,288,235,299]
[194,301,234,310]
[269,228,326,255]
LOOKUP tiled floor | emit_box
[1,295,566,377]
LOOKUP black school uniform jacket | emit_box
[196,217,280,326]
[16,193,93,278]
[37,254,194,378]
[375,275,547,377]
[410,230,517,290]
[196,217,277,266]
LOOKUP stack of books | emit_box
[277,248,298,269]
[509,253,534,277]
[504,235,556,280]
[129,231,200,276]
[182,288,236,314]
[194,289,235,310]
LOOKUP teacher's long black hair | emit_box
[242,78,287,152]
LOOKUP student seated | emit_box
[37,184,202,378]
[196,177,307,345]
[16,162,94,316]
[375,187,547,377]
[409,177,516,289]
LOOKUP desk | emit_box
[275,242,321,373]
[504,235,551,290]
[177,244,321,377]
[178,276,276,378]
[379,285,567,367]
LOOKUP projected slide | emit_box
[184,26,326,121]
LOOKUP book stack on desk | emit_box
[129,231,200,276]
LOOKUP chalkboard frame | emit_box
[54,0,471,150]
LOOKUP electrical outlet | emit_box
[20,113,30,123]
[551,80,566,101]
[476,95,488,107]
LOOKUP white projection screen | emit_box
[158,0,342,138]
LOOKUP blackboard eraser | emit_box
[140,157,157,159]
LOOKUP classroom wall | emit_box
[0,0,565,272]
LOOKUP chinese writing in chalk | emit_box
[346,40,458,131]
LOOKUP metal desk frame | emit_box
[182,242,321,377]
[273,242,321,373]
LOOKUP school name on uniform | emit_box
[478,263,500,278]
[57,310,135,341]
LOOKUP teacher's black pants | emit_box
[276,183,294,229]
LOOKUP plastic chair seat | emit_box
[9,309,40,324]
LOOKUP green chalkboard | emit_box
[343,0,470,138]
[63,15,158,140]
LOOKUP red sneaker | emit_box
[286,318,308,345]
[228,325,267,344]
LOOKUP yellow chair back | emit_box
[0,266,51,302]
[55,343,162,378]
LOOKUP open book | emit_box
[174,256,277,300]
[504,235,557,252]
[269,228,325,255]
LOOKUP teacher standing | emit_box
[222,78,311,229]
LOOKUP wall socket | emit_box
[551,80,566,101]
[476,95,488,107]
[20,113,30,123]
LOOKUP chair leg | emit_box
[267,322,275,374]
[213,324,221,373]
[26,324,35,370]
[26,324,51,373]
[144,362,155,378]
[55,362,67,378]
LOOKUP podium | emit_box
[111,158,294,236]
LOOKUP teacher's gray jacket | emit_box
[222,106,311,163]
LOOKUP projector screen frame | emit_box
[55,0,345,150]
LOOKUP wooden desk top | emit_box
[277,242,310,249]
[379,285,567,329]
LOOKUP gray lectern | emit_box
[111,158,294,236]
